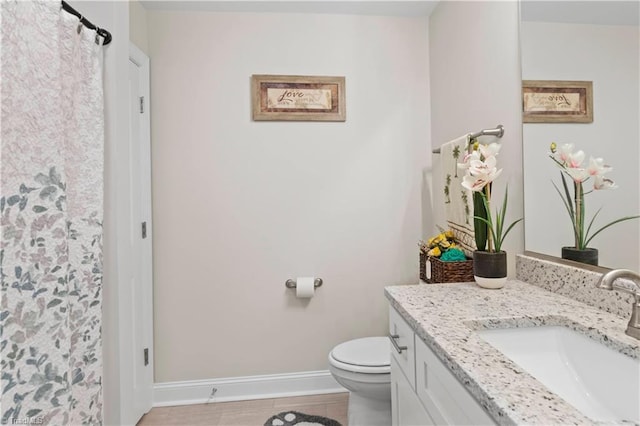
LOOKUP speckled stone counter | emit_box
[516,252,636,318]
[384,280,640,425]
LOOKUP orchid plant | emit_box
[458,142,522,253]
[549,143,639,250]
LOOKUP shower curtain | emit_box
[1,1,104,424]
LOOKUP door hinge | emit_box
[144,348,149,366]
[139,96,144,114]
[142,221,147,239]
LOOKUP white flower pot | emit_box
[473,275,507,289]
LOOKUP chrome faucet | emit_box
[597,269,640,340]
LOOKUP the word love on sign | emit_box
[267,88,332,110]
[252,75,346,122]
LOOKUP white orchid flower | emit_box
[567,150,585,168]
[461,174,488,192]
[458,150,480,170]
[594,175,618,190]
[478,142,501,159]
[587,157,612,177]
[461,168,502,192]
[468,155,498,177]
[565,167,590,183]
[554,143,575,164]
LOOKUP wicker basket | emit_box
[420,252,474,284]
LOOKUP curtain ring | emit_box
[77,16,83,34]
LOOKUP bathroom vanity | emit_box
[385,256,640,425]
[389,306,495,425]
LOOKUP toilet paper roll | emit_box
[296,277,315,298]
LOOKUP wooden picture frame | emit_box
[522,80,593,123]
[251,75,346,122]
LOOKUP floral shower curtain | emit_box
[1,1,104,424]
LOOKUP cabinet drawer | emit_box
[415,336,495,425]
[389,306,416,390]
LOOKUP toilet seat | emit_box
[328,337,392,426]
[329,337,390,374]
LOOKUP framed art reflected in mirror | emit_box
[522,80,593,123]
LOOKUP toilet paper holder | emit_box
[285,278,323,289]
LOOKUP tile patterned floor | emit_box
[137,392,349,426]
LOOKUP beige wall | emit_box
[129,0,148,54]
[428,1,524,274]
[148,11,430,382]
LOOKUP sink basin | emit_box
[476,326,640,423]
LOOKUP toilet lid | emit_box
[330,337,390,367]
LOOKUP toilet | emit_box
[328,337,391,426]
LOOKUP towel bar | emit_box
[433,124,504,154]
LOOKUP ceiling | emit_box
[521,1,639,26]
[139,1,639,25]
[140,0,439,16]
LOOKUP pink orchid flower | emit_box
[565,167,590,183]
[587,157,613,177]
[594,175,618,190]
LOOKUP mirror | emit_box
[520,1,640,271]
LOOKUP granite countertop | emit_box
[385,280,640,426]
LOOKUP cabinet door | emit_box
[392,356,434,426]
[415,337,495,425]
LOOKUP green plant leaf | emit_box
[474,186,522,252]
[553,179,578,244]
[495,188,509,251]
[578,182,585,249]
[584,215,640,247]
[584,207,603,246]
[473,215,497,249]
[500,218,524,250]
[477,191,498,250]
[560,172,574,219]
[473,191,487,251]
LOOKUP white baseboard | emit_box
[153,370,346,407]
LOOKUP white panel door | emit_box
[391,357,434,426]
[128,44,154,422]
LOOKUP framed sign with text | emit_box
[251,75,346,122]
[523,80,593,123]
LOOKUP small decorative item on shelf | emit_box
[549,143,640,266]
[459,141,522,289]
[419,230,474,284]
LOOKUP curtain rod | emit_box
[432,125,504,154]
[61,1,112,45]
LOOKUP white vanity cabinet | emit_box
[389,306,496,426]
[390,307,433,425]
